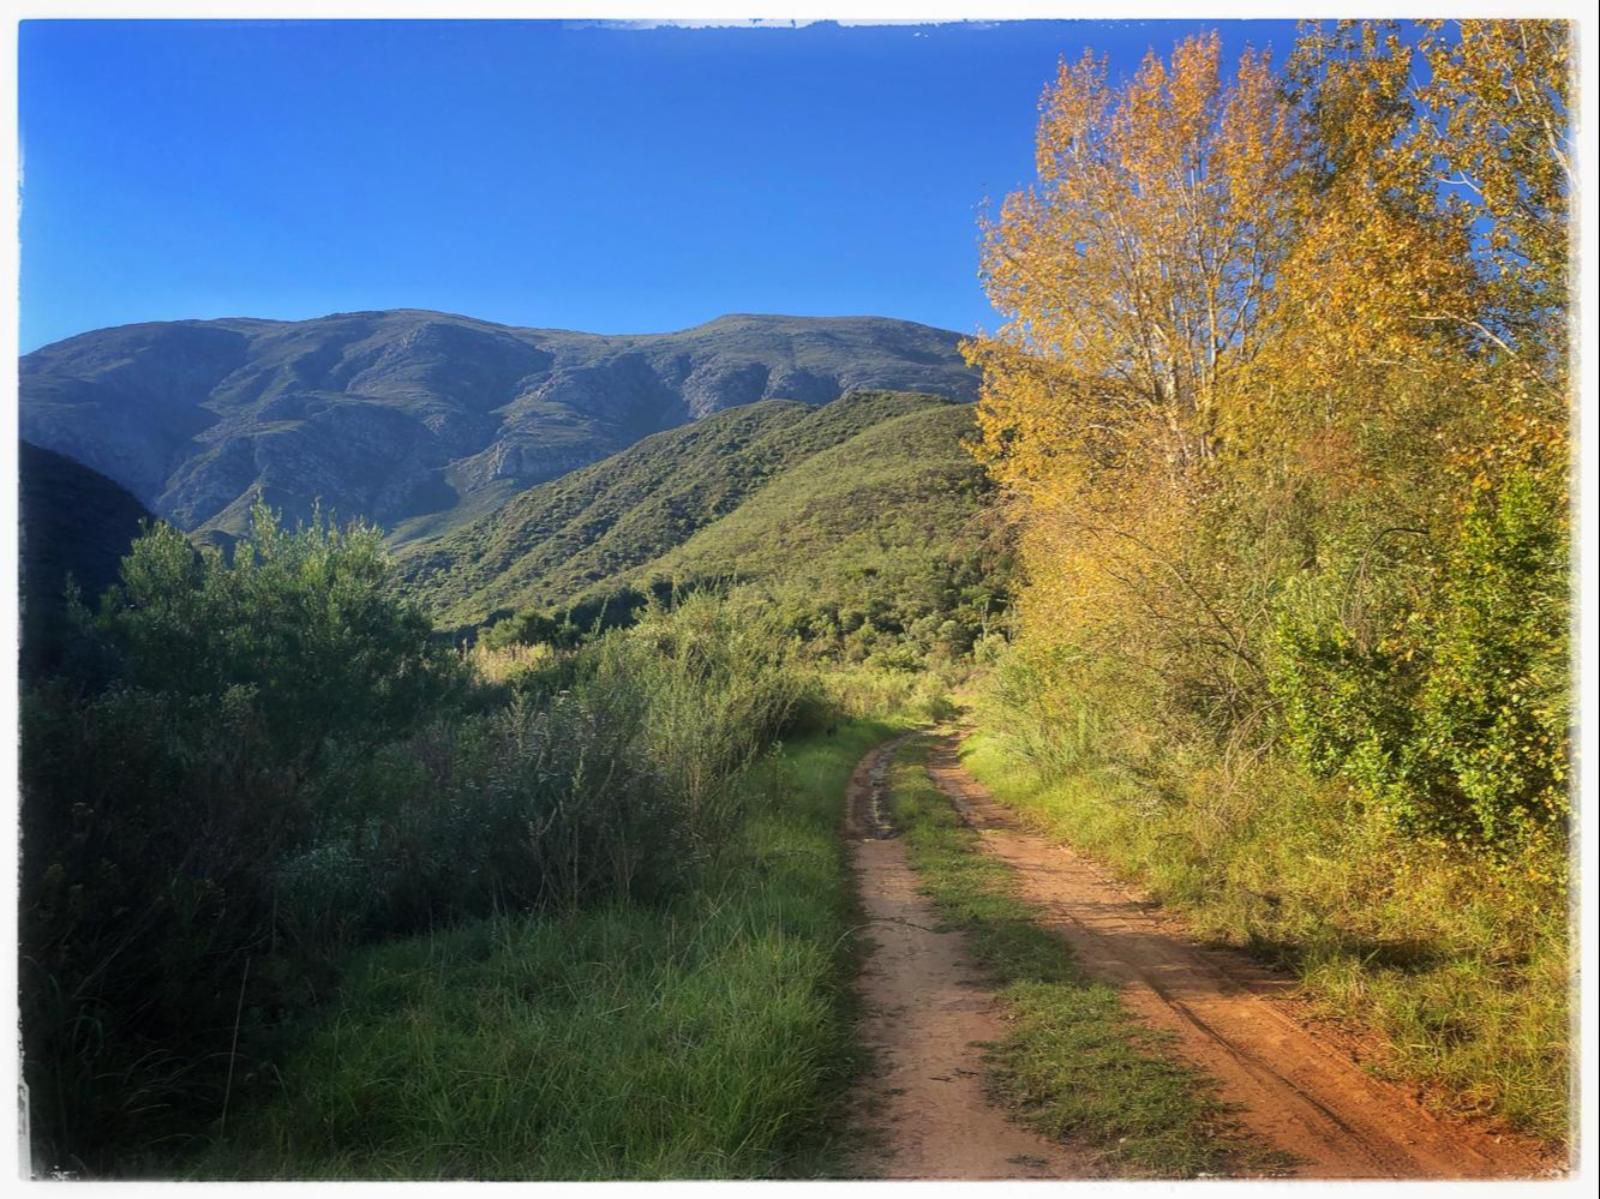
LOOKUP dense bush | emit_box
[20,509,817,1175]
[84,504,462,767]
[21,508,463,1172]
[1269,467,1570,851]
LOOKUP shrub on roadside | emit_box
[20,518,825,1174]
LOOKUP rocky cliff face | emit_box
[21,309,979,543]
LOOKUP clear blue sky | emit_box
[19,19,1297,352]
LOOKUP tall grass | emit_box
[967,680,1570,1144]
[815,661,962,724]
[192,722,897,1179]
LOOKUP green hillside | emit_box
[395,390,975,626]
[629,402,1008,659]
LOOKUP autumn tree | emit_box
[1418,19,1573,371]
[968,33,1300,486]
[970,21,1572,848]
[966,33,1303,739]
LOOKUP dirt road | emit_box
[906,730,1554,1179]
[921,729,1555,1178]
[842,736,1099,1179]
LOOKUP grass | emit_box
[884,735,1287,1178]
[191,720,902,1180]
[959,730,1571,1148]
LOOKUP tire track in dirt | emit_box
[842,735,1098,1179]
[922,731,1557,1180]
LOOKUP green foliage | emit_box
[982,642,1107,781]
[89,502,460,770]
[21,504,831,1173]
[397,391,950,623]
[1406,470,1571,846]
[431,398,1013,673]
[21,504,469,1173]
[1269,468,1570,850]
[588,591,817,852]
[192,722,897,1180]
[291,591,820,946]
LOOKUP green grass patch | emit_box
[959,731,1570,1146]
[886,736,1286,1178]
[192,720,901,1180]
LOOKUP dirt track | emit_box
[844,731,1556,1180]
[842,736,1097,1179]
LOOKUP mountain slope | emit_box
[19,440,154,675]
[636,400,1000,615]
[21,310,979,544]
[396,390,952,623]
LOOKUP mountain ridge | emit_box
[21,309,980,545]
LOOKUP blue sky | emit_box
[18,19,1297,352]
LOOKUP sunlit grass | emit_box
[885,736,1286,1178]
[193,720,902,1179]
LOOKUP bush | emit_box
[85,503,462,772]
[19,505,466,1172]
[1269,468,1570,851]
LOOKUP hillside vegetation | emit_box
[398,391,1009,665]
[21,311,977,545]
[18,441,152,676]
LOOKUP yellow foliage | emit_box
[969,19,1572,770]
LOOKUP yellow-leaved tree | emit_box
[968,18,1573,1140]
[966,32,1302,744]
[971,21,1571,840]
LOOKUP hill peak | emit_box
[21,308,980,546]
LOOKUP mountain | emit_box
[18,440,154,675]
[396,391,1010,657]
[20,310,980,545]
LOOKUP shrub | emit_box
[1269,468,1570,851]
[20,504,465,1172]
[85,502,462,773]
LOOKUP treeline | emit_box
[967,22,1571,1137]
[472,546,1006,672]
[19,506,817,1174]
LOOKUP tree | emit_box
[88,501,458,772]
[964,34,1303,739]
[968,33,1300,486]
[968,22,1572,848]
